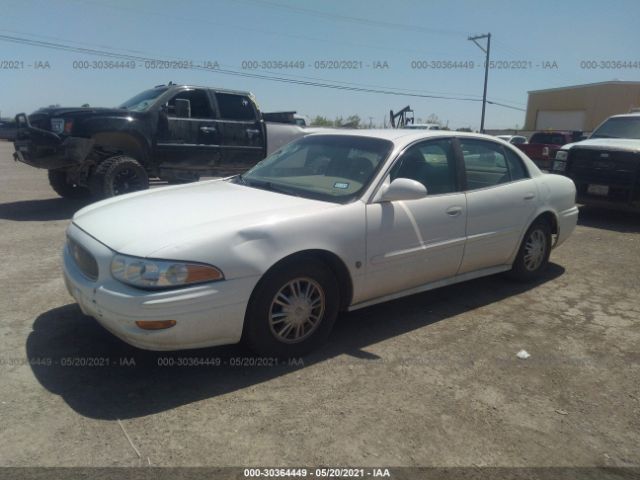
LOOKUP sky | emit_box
[1,0,639,129]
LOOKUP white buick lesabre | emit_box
[63,130,578,356]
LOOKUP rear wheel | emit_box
[509,219,552,281]
[47,169,90,199]
[244,259,339,357]
[89,155,149,198]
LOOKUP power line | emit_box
[0,33,525,110]
[237,0,467,36]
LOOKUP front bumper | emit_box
[63,223,259,351]
[12,113,94,169]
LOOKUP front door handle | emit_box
[246,128,261,135]
[523,192,536,200]
[200,126,217,133]
[446,206,463,216]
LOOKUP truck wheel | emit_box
[243,259,339,357]
[90,156,149,198]
[47,170,90,199]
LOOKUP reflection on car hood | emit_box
[72,179,334,257]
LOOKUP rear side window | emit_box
[167,89,213,118]
[505,148,529,181]
[459,139,509,190]
[390,139,458,195]
[216,93,256,120]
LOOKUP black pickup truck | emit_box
[13,83,308,198]
[552,113,640,212]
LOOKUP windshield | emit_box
[119,87,168,111]
[530,133,567,145]
[591,117,640,139]
[236,135,393,203]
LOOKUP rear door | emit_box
[457,138,537,274]
[156,88,221,170]
[364,138,467,300]
[214,92,266,175]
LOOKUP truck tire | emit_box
[47,170,90,199]
[89,155,149,198]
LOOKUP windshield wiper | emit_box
[242,178,300,197]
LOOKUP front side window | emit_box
[237,135,393,203]
[167,89,213,118]
[390,139,458,195]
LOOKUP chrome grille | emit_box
[67,237,98,281]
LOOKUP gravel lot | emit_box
[0,140,638,469]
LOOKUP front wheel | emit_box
[47,169,90,199]
[509,219,552,281]
[89,155,149,198]
[244,259,339,357]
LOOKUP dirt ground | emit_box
[0,140,638,470]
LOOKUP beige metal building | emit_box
[524,81,640,132]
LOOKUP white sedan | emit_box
[63,130,578,356]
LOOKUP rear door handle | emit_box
[246,128,261,135]
[446,206,463,216]
[200,126,216,133]
[523,193,536,200]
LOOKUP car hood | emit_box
[72,180,336,257]
[30,107,133,118]
[562,138,640,152]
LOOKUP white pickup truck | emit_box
[552,113,640,211]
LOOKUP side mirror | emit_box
[378,178,427,202]
[174,98,191,118]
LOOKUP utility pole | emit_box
[468,33,491,133]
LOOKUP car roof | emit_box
[306,128,505,148]
[156,83,253,96]
[609,113,640,119]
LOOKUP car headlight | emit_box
[555,150,568,161]
[552,160,566,172]
[111,255,224,289]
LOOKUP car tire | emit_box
[509,219,552,281]
[47,169,90,199]
[244,259,339,357]
[89,155,149,198]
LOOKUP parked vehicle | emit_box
[63,130,578,356]
[12,83,310,198]
[0,119,17,140]
[496,135,527,145]
[404,123,442,130]
[517,131,582,170]
[552,113,640,211]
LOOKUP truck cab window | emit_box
[216,93,256,121]
[167,89,213,119]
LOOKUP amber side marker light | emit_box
[135,320,177,330]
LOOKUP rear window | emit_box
[530,133,567,145]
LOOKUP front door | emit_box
[156,88,221,171]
